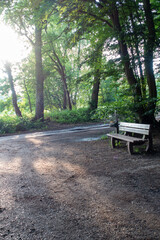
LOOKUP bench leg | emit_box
[127,142,133,155]
[111,137,116,148]
[146,136,153,153]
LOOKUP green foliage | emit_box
[0,108,100,135]
[1,0,159,124]
[0,98,12,112]
[0,115,44,134]
[48,108,93,123]
[101,135,108,140]
[93,97,135,123]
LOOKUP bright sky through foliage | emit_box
[0,24,29,66]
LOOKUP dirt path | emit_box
[0,129,160,239]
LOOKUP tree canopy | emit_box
[0,0,159,125]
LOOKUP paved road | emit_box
[0,123,111,143]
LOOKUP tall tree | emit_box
[42,12,74,110]
[143,0,157,122]
[3,0,48,120]
[89,39,104,111]
[34,25,44,119]
[56,0,159,123]
[4,62,22,117]
[47,47,72,110]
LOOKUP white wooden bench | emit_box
[107,122,153,155]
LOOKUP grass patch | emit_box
[101,135,108,140]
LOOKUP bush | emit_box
[0,114,44,134]
[92,99,136,123]
[0,108,99,135]
[49,108,93,123]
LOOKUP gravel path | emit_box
[0,129,160,239]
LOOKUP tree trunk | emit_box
[49,51,72,110]
[129,13,146,99]
[143,0,157,123]
[63,84,67,110]
[54,52,72,110]
[110,5,146,122]
[89,42,103,111]
[62,72,72,110]
[90,69,101,111]
[5,62,22,117]
[35,26,44,120]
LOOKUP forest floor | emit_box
[0,124,160,240]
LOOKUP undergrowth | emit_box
[0,108,98,134]
[47,108,93,123]
[0,115,44,134]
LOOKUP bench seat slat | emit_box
[107,133,148,143]
[119,126,149,135]
[120,122,150,130]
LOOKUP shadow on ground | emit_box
[0,130,160,239]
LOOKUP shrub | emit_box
[0,114,44,134]
[92,100,136,123]
[49,108,93,123]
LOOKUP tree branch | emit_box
[78,10,113,28]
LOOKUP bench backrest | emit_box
[119,122,150,135]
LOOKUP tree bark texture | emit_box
[5,62,22,117]
[90,71,100,110]
[61,72,72,110]
[143,0,157,123]
[63,84,67,110]
[89,43,103,111]
[110,6,140,88]
[129,13,146,99]
[35,26,44,120]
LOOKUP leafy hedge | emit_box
[0,115,44,134]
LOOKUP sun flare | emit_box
[0,24,29,65]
